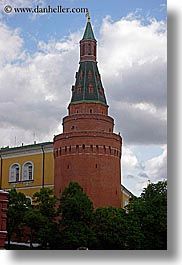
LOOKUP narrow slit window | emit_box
[88,43,91,55]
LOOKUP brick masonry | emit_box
[0,190,8,249]
[54,105,122,208]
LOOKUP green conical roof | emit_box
[70,61,107,105]
[82,22,95,40]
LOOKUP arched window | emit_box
[26,196,32,205]
[22,162,34,181]
[77,84,82,94]
[88,70,92,80]
[79,71,83,80]
[88,83,94,94]
[9,163,20,182]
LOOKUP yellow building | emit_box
[121,185,134,208]
[0,142,132,206]
[0,142,54,203]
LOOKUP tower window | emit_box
[77,85,82,94]
[99,88,103,96]
[82,44,85,55]
[90,109,93,114]
[94,45,96,57]
[88,43,91,55]
[96,164,98,168]
[82,144,85,149]
[103,145,106,153]
[79,71,83,80]
[88,83,94,94]
[88,70,92,80]
[96,145,99,153]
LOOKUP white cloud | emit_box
[122,145,167,196]
[145,144,167,182]
[0,23,81,147]
[112,101,167,145]
[122,146,139,171]
[96,15,167,144]
[99,15,167,107]
[0,23,23,67]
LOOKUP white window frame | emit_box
[22,161,34,181]
[26,196,32,205]
[9,163,21,183]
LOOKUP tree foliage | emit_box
[58,182,96,249]
[93,206,143,249]
[6,180,167,250]
[7,189,31,249]
[58,182,94,225]
[126,180,167,249]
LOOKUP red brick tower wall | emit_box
[0,191,8,249]
[54,17,122,208]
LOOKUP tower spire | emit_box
[86,12,91,23]
[69,16,107,106]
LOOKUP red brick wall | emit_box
[54,101,122,208]
[80,39,97,62]
[63,114,114,133]
[0,191,8,249]
[68,102,108,115]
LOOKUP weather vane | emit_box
[86,12,90,22]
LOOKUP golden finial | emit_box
[86,12,90,22]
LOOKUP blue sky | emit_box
[0,0,167,196]
[2,0,166,53]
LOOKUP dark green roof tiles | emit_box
[82,22,95,40]
[70,61,107,105]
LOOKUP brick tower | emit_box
[54,14,122,208]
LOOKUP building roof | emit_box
[0,142,53,155]
[70,61,107,105]
[121,184,134,197]
[82,21,95,40]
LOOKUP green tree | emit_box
[33,188,57,220]
[23,208,46,248]
[29,188,58,249]
[7,189,31,249]
[93,206,142,249]
[126,180,167,249]
[58,182,96,249]
[93,207,127,249]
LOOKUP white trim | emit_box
[5,184,54,191]
[2,148,53,159]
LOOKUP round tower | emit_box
[54,15,122,208]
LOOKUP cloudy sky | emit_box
[0,0,167,196]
